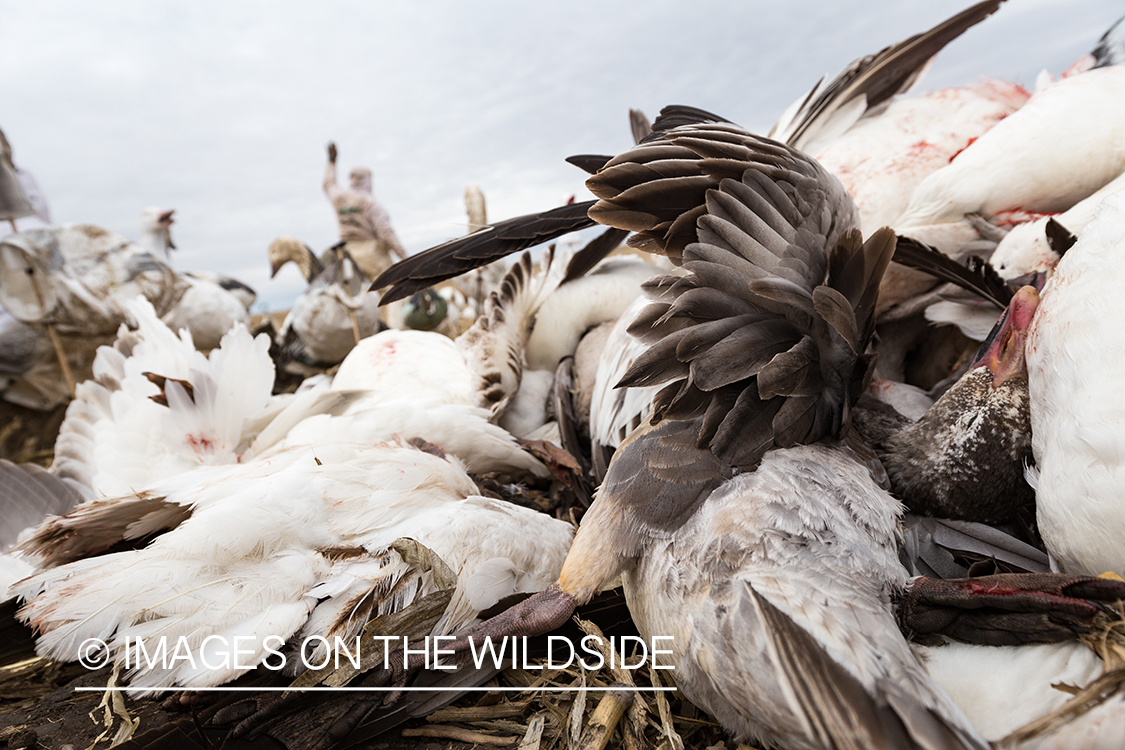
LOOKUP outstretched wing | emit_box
[588,116,893,467]
[770,0,1006,153]
[371,201,597,304]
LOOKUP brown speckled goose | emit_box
[858,286,1038,525]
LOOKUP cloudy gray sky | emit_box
[2,0,1120,310]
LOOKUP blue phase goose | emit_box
[382,111,991,750]
[375,99,1125,748]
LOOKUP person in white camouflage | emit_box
[322,141,407,281]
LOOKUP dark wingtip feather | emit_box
[1044,217,1077,256]
[372,201,598,305]
[566,154,614,175]
[892,235,1012,309]
[650,105,735,133]
[776,0,1005,149]
[562,228,630,285]
[629,108,653,144]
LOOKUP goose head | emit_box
[878,286,1039,525]
[267,236,322,282]
[139,207,175,261]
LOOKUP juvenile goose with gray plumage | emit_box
[397,110,989,750]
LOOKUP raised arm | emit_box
[323,141,343,201]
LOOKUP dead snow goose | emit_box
[1026,188,1125,576]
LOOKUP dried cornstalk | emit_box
[402,725,519,745]
[576,684,633,750]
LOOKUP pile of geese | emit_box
[0,208,256,409]
[3,2,1125,749]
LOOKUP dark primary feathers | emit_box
[1092,13,1125,68]
[892,235,1012,308]
[561,227,629,284]
[566,154,614,175]
[371,201,597,304]
[770,0,1006,150]
[629,108,653,144]
[590,118,895,467]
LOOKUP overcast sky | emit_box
[2,0,1121,310]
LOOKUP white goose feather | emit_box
[15,442,572,691]
[1026,189,1125,576]
[896,65,1125,230]
[50,298,275,501]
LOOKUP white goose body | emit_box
[332,328,476,406]
[15,442,573,691]
[254,397,548,480]
[50,298,275,501]
[816,79,1028,235]
[896,65,1125,230]
[918,641,1124,748]
[991,168,1125,279]
[324,250,593,439]
[523,257,659,372]
[1026,189,1125,575]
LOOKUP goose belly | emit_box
[1028,192,1125,575]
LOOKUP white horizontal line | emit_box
[74,685,676,693]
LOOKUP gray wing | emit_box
[749,587,987,750]
[899,515,1050,579]
[599,419,735,539]
[588,118,894,467]
[0,459,84,551]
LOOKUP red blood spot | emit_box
[965,581,1020,596]
[948,137,979,163]
[187,434,214,453]
[990,209,1060,227]
[907,140,935,157]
